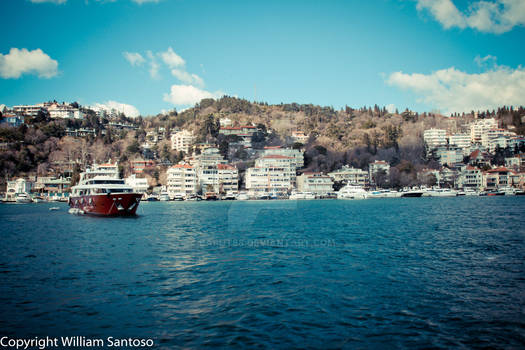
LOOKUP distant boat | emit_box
[172,193,186,201]
[400,188,424,197]
[49,207,60,211]
[367,189,400,198]
[425,188,457,197]
[289,191,316,200]
[337,184,368,200]
[223,191,237,200]
[204,192,219,201]
[15,193,32,203]
[236,192,250,201]
[158,192,170,201]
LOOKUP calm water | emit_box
[1,198,524,349]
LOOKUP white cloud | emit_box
[171,69,205,87]
[163,85,223,106]
[416,0,525,34]
[387,61,525,114]
[0,48,58,79]
[94,100,140,118]
[30,0,67,3]
[146,50,160,79]
[123,52,145,66]
[159,47,185,68]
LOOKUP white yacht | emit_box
[425,188,458,197]
[236,192,250,201]
[337,184,368,200]
[289,191,316,200]
[15,193,32,203]
[367,189,400,198]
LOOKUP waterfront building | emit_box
[296,172,334,195]
[423,128,447,150]
[125,174,149,194]
[328,165,369,186]
[166,163,198,198]
[256,154,297,186]
[198,164,238,194]
[368,160,390,185]
[505,154,525,172]
[262,146,304,168]
[34,176,71,193]
[457,166,483,190]
[470,118,498,143]
[245,166,292,196]
[171,130,194,153]
[483,167,513,190]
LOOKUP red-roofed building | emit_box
[131,159,155,174]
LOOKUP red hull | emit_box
[69,193,142,216]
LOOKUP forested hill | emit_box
[1,96,524,186]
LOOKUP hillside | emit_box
[1,97,524,189]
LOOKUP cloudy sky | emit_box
[1,0,524,117]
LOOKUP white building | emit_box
[481,129,515,148]
[47,103,84,119]
[12,104,45,117]
[328,165,369,186]
[448,133,471,150]
[296,172,334,195]
[245,166,292,196]
[171,130,194,154]
[423,128,447,150]
[166,163,198,198]
[262,146,304,168]
[198,164,239,194]
[256,154,297,186]
[368,160,390,185]
[436,147,464,166]
[125,174,149,194]
[194,147,227,168]
[470,118,498,143]
[505,154,525,171]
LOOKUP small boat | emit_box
[487,191,504,196]
[146,195,159,201]
[186,195,202,201]
[68,208,85,215]
[15,193,33,203]
[499,187,517,196]
[49,207,60,211]
[399,187,424,198]
[32,196,46,203]
[337,184,368,200]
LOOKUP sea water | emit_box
[0,197,524,348]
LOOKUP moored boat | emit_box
[15,193,33,203]
[337,184,368,200]
[69,163,142,216]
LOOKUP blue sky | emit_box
[1,0,524,116]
